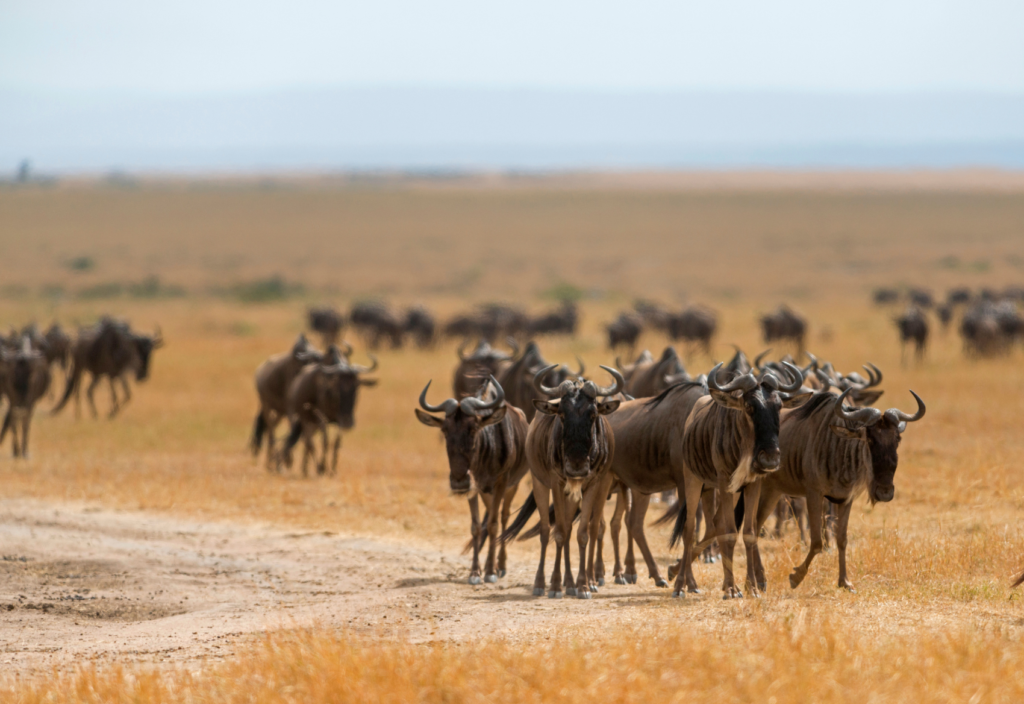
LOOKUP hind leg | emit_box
[610,486,628,584]
[107,378,121,418]
[86,374,101,419]
[497,485,516,578]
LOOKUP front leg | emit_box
[835,500,855,591]
[107,378,121,418]
[741,480,763,598]
[673,472,705,597]
[482,488,502,583]
[610,486,628,584]
[789,491,824,588]
[497,484,516,578]
[532,484,551,597]
[715,481,741,599]
[549,488,567,598]
[627,492,668,587]
[467,495,483,584]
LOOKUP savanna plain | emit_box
[2,172,1024,702]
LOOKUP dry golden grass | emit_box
[2,175,1024,701]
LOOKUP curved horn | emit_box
[774,361,804,392]
[864,363,883,388]
[506,336,520,360]
[532,364,562,398]
[753,349,772,371]
[884,390,926,425]
[814,368,834,389]
[833,388,882,428]
[340,340,354,357]
[614,356,625,371]
[457,339,470,361]
[152,325,164,347]
[419,380,459,415]
[590,365,625,397]
[349,354,378,374]
[461,376,506,414]
[801,352,818,376]
[575,356,586,377]
[707,363,757,394]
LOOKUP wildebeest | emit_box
[307,306,346,348]
[960,301,1007,356]
[752,387,925,591]
[606,312,643,351]
[278,348,378,476]
[619,346,690,399]
[416,376,529,583]
[947,288,972,306]
[496,341,582,422]
[674,362,810,598]
[0,336,51,458]
[452,339,518,399]
[633,300,672,333]
[350,301,404,349]
[936,304,953,331]
[519,365,622,599]
[668,306,718,356]
[403,305,437,349]
[908,288,934,309]
[528,300,578,337]
[895,306,929,364]
[52,318,164,418]
[760,305,807,354]
[43,323,72,380]
[443,304,530,343]
[872,288,900,305]
[251,333,323,470]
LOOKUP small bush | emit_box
[231,276,303,303]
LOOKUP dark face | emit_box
[319,371,375,430]
[132,337,156,381]
[535,388,619,480]
[711,383,784,472]
[864,419,901,502]
[415,405,506,494]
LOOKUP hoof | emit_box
[723,590,744,600]
[589,585,599,594]
[565,587,578,597]
[614,575,627,585]
[498,570,507,578]
[627,574,638,585]
[789,574,801,589]
[468,575,482,585]
[485,574,497,583]
[672,590,684,598]
[597,577,605,587]
[577,591,591,600]
[688,587,702,595]
[655,578,669,588]
[533,587,545,596]
[549,591,563,599]
[757,582,767,592]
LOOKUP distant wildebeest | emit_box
[403,306,437,349]
[633,300,672,333]
[350,301,403,349]
[528,300,578,337]
[895,306,929,363]
[496,341,582,423]
[43,323,72,380]
[619,346,690,399]
[668,307,718,356]
[307,306,346,348]
[518,365,622,598]
[752,387,925,591]
[279,348,378,476]
[52,317,164,419]
[416,376,529,584]
[251,333,323,470]
[872,288,900,305]
[452,339,518,399]
[908,288,934,309]
[960,301,1007,356]
[673,361,810,598]
[946,288,972,306]
[0,336,51,458]
[476,304,530,342]
[936,304,953,331]
[606,312,643,351]
[760,306,807,354]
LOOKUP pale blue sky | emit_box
[2,0,1023,95]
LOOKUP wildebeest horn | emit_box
[575,356,586,376]
[350,354,378,374]
[864,363,883,388]
[340,340,354,357]
[152,325,164,348]
[589,365,624,398]
[707,363,757,393]
[506,337,520,360]
[815,368,834,389]
[884,390,926,426]
[457,339,470,361]
[774,361,804,392]
[802,352,818,376]
[753,349,772,371]
[419,380,459,415]
[533,364,564,398]
[614,356,624,371]
[833,387,882,428]
[460,376,505,414]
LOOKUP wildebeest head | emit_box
[415,376,508,494]
[130,326,164,381]
[831,387,926,503]
[708,360,811,473]
[316,355,378,430]
[532,364,623,486]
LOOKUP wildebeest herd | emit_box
[0,317,163,458]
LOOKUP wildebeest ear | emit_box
[532,399,560,415]
[855,390,884,406]
[709,388,746,411]
[478,404,507,427]
[829,423,863,440]
[781,391,813,408]
[597,399,620,415]
[897,421,907,434]
[414,409,444,428]
[359,378,378,387]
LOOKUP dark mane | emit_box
[644,379,707,410]
[788,390,838,421]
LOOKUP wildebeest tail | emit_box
[734,493,745,528]
[654,500,682,527]
[499,492,537,544]
[250,412,267,455]
[519,505,579,541]
[0,409,10,444]
[51,359,81,414]
[282,420,303,455]
[669,498,688,548]
[462,510,489,554]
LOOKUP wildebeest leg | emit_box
[627,492,668,586]
[673,472,704,597]
[300,425,317,478]
[9,410,21,458]
[753,486,784,591]
[715,482,743,599]
[107,378,121,418]
[574,480,603,599]
[533,484,552,597]
[549,489,567,598]
[467,494,483,584]
[835,501,855,591]
[265,414,280,472]
[483,484,505,583]
[86,374,101,419]
[316,423,329,476]
[21,408,33,458]
[822,500,837,549]
[741,481,763,597]
[119,376,132,410]
[330,434,341,476]
[610,486,628,584]
[789,490,824,588]
[561,496,578,597]
[592,513,606,588]
[496,484,516,578]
